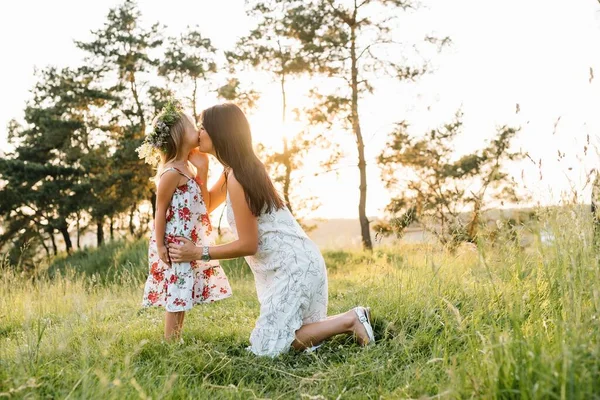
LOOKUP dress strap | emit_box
[159,167,193,180]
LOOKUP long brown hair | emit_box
[201,103,284,216]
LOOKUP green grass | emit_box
[1,206,600,398]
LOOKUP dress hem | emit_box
[141,292,232,313]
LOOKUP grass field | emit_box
[1,206,600,399]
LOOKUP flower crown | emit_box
[136,99,183,165]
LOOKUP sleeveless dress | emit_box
[142,167,232,312]
[226,191,328,357]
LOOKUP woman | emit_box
[168,103,374,357]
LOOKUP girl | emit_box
[168,103,374,356]
[138,100,232,341]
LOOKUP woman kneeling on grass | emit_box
[168,103,375,357]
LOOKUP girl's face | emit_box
[183,115,200,150]
[197,122,214,155]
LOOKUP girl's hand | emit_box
[188,149,209,185]
[188,148,209,171]
[167,237,200,263]
[157,245,171,266]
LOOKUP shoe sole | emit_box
[365,307,375,345]
[356,306,375,346]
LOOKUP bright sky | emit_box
[2,0,600,219]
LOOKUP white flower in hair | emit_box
[136,142,159,165]
[135,99,183,165]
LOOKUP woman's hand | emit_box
[157,245,171,266]
[167,237,201,263]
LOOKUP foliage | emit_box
[378,112,525,247]
[0,66,115,258]
[273,0,448,249]
[159,27,218,123]
[1,0,173,256]
[226,0,339,223]
[76,0,164,240]
[216,78,260,111]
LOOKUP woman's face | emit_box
[197,122,214,154]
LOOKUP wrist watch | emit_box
[201,245,211,262]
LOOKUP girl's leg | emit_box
[164,311,184,340]
[177,312,186,333]
[292,308,371,351]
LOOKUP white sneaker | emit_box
[353,306,375,345]
[304,343,324,353]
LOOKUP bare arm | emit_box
[155,170,181,265]
[207,172,258,258]
[168,172,258,261]
[188,149,226,213]
[188,149,210,210]
[206,172,227,213]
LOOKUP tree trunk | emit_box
[350,17,372,250]
[129,75,146,137]
[48,228,58,256]
[151,191,157,219]
[282,138,293,216]
[36,227,50,257]
[110,216,115,241]
[58,220,73,254]
[467,201,481,242]
[129,203,136,236]
[280,73,294,215]
[97,218,104,247]
[76,211,81,250]
[192,78,199,124]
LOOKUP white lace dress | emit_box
[226,193,328,357]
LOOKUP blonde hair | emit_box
[153,114,190,184]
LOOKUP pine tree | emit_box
[226,1,311,215]
[279,0,438,249]
[159,27,218,124]
[76,0,163,239]
[0,66,112,257]
[378,112,524,246]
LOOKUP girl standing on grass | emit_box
[137,100,231,341]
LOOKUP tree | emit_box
[37,67,119,247]
[216,78,260,111]
[76,0,162,137]
[279,0,439,249]
[226,0,312,216]
[377,112,524,247]
[0,157,82,261]
[0,66,116,255]
[257,120,341,230]
[76,0,163,239]
[159,27,218,123]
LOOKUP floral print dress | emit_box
[142,167,232,312]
